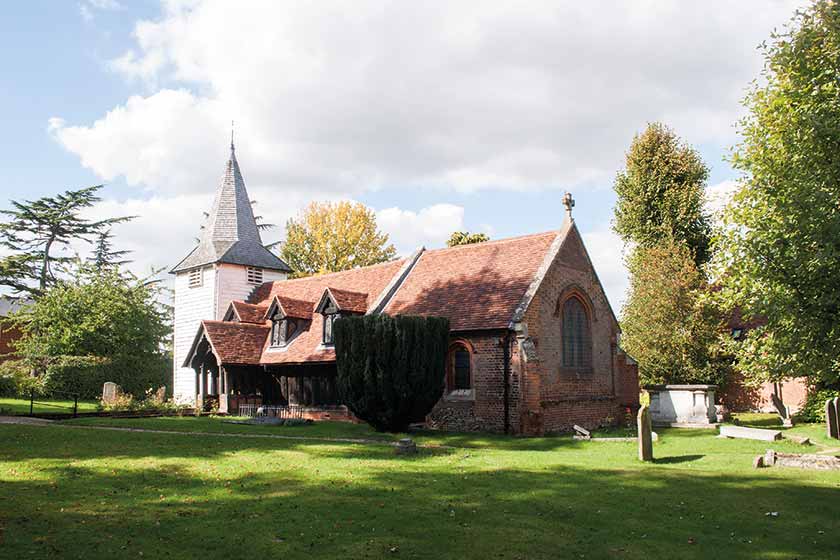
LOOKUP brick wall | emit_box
[429,226,641,435]
[0,321,22,362]
[428,333,515,432]
[719,374,809,413]
[518,225,636,434]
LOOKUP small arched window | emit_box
[447,343,472,391]
[562,296,592,370]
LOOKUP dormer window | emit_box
[316,293,340,346]
[247,267,264,285]
[323,312,338,345]
[269,307,298,348]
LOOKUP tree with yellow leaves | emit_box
[280,201,397,278]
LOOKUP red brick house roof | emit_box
[227,301,267,324]
[268,295,314,319]
[187,228,574,367]
[383,231,559,331]
[201,320,269,365]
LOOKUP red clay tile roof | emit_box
[191,230,565,366]
[203,320,269,365]
[323,287,368,313]
[260,312,336,365]
[383,231,560,331]
[270,295,314,320]
[247,258,407,365]
[249,258,407,309]
[229,301,267,324]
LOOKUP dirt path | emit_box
[0,416,54,426]
[0,416,443,449]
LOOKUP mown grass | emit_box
[0,397,100,416]
[1,415,838,559]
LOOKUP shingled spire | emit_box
[171,145,291,273]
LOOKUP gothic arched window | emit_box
[447,343,472,391]
[562,296,592,371]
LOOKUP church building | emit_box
[172,145,639,435]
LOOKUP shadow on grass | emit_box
[1,434,838,560]
[654,454,704,464]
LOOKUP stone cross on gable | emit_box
[563,192,575,219]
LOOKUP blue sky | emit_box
[0,1,803,307]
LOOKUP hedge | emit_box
[0,354,171,400]
[334,314,449,432]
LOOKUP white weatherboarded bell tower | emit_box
[170,142,291,403]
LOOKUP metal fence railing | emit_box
[29,390,80,418]
[238,404,304,419]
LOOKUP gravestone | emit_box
[102,382,121,405]
[573,425,591,440]
[834,398,840,439]
[719,425,782,441]
[637,405,653,461]
[395,438,417,455]
[770,392,793,428]
[827,399,839,440]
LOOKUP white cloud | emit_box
[377,204,465,254]
[79,0,123,23]
[53,0,802,197]
[706,179,740,219]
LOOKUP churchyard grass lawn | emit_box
[1,415,838,559]
[0,397,99,416]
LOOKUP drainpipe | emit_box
[502,332,511,434]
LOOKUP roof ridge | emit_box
[274,257,408,284]
[424,230,560,255]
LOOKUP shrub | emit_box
[798,387,840,423]
[334,314,449,432]
[0,360,43,397]
[0,354,171,400]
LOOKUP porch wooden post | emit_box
[223,368,229,395]
[198,363,206,411]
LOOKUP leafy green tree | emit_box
[10,263,171,398]
[713,1,840,386]
[613,122,711,265]
[280,201,396,278]
[334,314,449,432]
[621,240,730,387]
[446,231,490,247]
[0,185,132,296]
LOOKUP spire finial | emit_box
[230,120,235,152]
[563,191,575,220]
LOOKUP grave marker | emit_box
[719,425,782,441]
[827,399,839,440]
[637,405,653,461]
[102,382,121,405]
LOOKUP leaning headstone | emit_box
[827,399,839,440]
[573,425,591,440]
[719,425,782,441]
[637,405,653,462]
[395,438,417,455]
[102,382,121,405]
[770,392,793,428]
